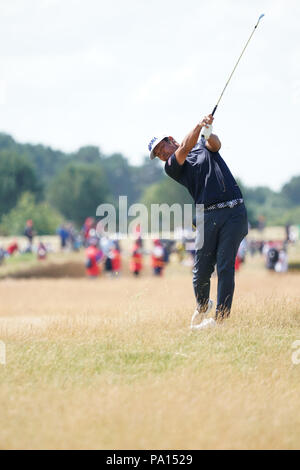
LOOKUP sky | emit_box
[0,0,299,190]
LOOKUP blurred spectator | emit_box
[82,217,95,246]
[0,247,5,265]
[289,226,298,243]
[151,239,165,276]
[100,236,113,275]
[161,240,175,264]
[113,239,121,253]
[100,235,114,257]
[257,215,266,232]
[175,240,185,263]
[249,239,256,257]
[266,245,279,271]
[66,223,82,251]
[24,219,34,252]
[104,254,113,275]
[258,241,265,255]
[285,224,291,243]
[87,228,98,247]
[72,233,82,251]
[130,238,143,276]
[275,248,288,273]
[85,238,103,278]
[111,243,122,277]
[57,224,70,250]
[137,235,144,249]
[37,241,47,260]
[7,241,18,256]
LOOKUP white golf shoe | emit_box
[191,317,216,330]
[190,299,213,329]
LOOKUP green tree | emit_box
[0,150,41,218]
[0,132,69,186]
[131,156,164,201]
[48,163,110,226]
[141,177,193,206]
[21,144,67,186]
[281,176,300,206]
[0,192,63,235]
[74,146,102,164]
[102,154,164,205]
[0,133,15,151]
[102,153,135,203]
[141,177,194,232]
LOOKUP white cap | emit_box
[148,134,168,160]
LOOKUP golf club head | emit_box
[257,14,265,25]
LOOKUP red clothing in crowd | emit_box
[130,243,143,274]
[111,249,121,273]
[85,245,102,277]
[151,240,165,275]
[7,242,18,255]
[83,217,94,241]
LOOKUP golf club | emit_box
[211,13,265,116]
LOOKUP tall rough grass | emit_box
[0,258,299,449]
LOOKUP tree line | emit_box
[0,132,299,235]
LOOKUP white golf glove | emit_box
[200,124,213,140]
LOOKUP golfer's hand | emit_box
[199,114,214,128]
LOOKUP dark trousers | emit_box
[192,204,248,320]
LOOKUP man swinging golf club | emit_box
[148,14,265,329]
[148,117,248,329]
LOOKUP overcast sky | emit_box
[0,0,299,190]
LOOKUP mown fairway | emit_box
[0,253,299,450]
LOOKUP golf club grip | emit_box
[211,105,218,116]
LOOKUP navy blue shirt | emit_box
[164,137,243,207]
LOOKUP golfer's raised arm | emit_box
[175,115,220,165]
[175,123,202,165]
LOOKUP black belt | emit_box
[204,198,244,211]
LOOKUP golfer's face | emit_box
[154,137,179,162]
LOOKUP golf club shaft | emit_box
[211,14,265,116]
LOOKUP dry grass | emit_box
[0,255,300,450]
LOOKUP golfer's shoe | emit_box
[191,317,216,330]
[190,299,213,329]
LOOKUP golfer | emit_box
[148,115,248,329]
